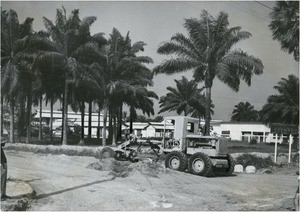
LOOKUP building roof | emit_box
[147,122,174,130]
[221,121,267,125]
[34,110,103,119]
[123,122,149,130]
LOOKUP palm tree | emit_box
[1,10,35,143]
[261,75,299,125]
[154,10,263,135]
[126,87,158,133]
[159,76,208,117]
[95,28,154,146]
[41,6,100,145]
[269,1,299,61]
[231,102,258,122]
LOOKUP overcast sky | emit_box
[2,1,299,121]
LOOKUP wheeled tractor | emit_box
[162,116,234,177]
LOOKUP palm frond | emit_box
[92,33,107,46]
[132,56,153,64]
[153,58,197,75]
[56,7,67,32]
[79,16,97,34]
[221,49,263,86]
[131,41,146,53]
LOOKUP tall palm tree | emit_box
[231,102,258,122]
[154,10,263,135]
[159,76,208,117]
[95,28,154,146]
[269,1,299,61]
[40,6,100,145]
[1,10,35,143]
[261,75,299,125]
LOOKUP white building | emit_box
[217,122,271,142]
[33,110,108,138]
[34,111,296,142]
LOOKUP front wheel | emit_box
[165,151,188,171]
[188,153,213,177]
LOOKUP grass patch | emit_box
[228,140,295,154]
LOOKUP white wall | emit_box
[220,123,271,141]
[145,126,156,138]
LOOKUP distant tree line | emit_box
[230,74,299,125]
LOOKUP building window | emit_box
[187,122,194,132]
[241,131,251,142]
[253,132,264,143]
[221,130,230,138]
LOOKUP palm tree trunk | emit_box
[61,93,65,143]
[26,83,32,144]
[108,108,113,142]
[49,97,53,143]
[117,104,123,139]
[205,87,211,136]
[1,95,3,136]
[129,106,135,134]
[97,103,101,139]
[112,113,117,146]
[81,101,85,139]
[9,100,14,143]
[38,96,43,140]
[88,101,92,139]
[19,96,26,138]
[62,81,68,145]
[102,105,107,146]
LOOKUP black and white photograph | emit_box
[0,0,299,211]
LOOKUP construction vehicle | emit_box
[161,116,234,177]
[98,116,234,177]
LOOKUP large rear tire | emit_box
[225,155,235,176]
[165,151,188,171]
[188,152,214,177]
[98,147,115,159]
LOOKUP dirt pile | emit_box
[128,159,165,177]
[87,158,165,178]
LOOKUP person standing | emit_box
[1,140,9,201]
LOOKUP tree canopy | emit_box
[261,75,299,125]
[269,1,299,61]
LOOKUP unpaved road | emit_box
[5,150,298,211]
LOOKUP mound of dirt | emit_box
[87,158,165,178]
[87,158,131,171]
[128,159,165,178]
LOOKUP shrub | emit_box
[292,152,299,163]
[235,154,276,169]
[292,136,299,150]
[250,137,258,145]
